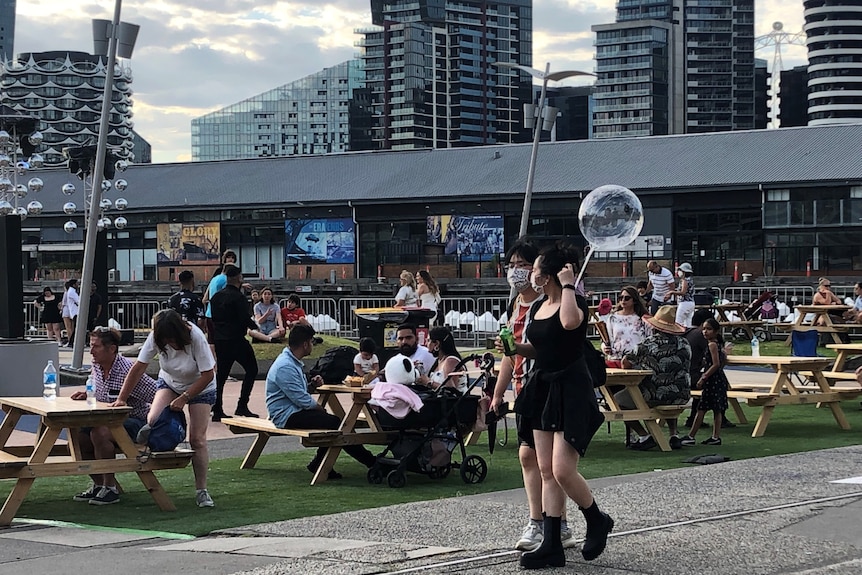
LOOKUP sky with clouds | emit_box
[14,1,809,164]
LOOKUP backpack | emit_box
[140,406,187,452]
[583,340,607,388]
[308,345,359,383]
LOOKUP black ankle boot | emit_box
[519,514,565,569]
[580,502,614,561]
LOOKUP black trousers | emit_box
[285,409,378,469]
[214,338,258,414]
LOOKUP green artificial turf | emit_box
[4,400,861,536]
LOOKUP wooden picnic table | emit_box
[823,343,862,383]
[723,356,860,437]
[598,369,687,452]
[781,304,853,345]
[0,396,192,526]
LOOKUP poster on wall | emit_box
[156,223,221,266]
[285,218,355,264]
[426,215,504,261]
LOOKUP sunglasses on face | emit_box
[823,284,832,288]
[618,295,633,301]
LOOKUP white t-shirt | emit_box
[395,285,418,307]
[353,352,379,375]
[648,267,675,302]
[409,346,436,377]
[137,323,216,394]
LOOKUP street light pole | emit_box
[70,0,138,369]
[495,62,594,239]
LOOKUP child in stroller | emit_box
[368,354,494,488]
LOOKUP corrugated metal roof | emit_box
[21,123,862,215]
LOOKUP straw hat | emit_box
[645,306,685,334]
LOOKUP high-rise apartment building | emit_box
[778,65,809,127]
[0,51,134,166]
[754,58,770,129]
[592,0,755,138]
[191,61,370,161]
[804,0,862,125]
[359,0,532,150]
[0,0,14,61]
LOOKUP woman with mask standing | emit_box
[503,242,610,569]
[489,238,577,553]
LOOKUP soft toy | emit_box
[384,354,417,385]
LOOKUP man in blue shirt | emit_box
[266,324,377,479]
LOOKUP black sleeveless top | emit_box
[525,294,589,372]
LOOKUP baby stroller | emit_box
[738,290,776,342]
[368,353,494,488]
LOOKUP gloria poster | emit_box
[285,218,355,264]
[426,215,504,261]
[156,223,221,266]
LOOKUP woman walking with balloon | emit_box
[502,242,611,569]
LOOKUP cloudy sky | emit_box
[15,1,809,164]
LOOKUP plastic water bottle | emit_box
[43,360,58,400]
[750,335,760,357]
[85,377,97,408]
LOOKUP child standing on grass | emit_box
[682,317,729,446]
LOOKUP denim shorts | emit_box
[157,379,216,405]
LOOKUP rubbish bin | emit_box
[354,307,436,365]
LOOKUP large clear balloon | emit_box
[578,184,644,251]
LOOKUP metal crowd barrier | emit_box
[278,297,339,334]
[106,300,164,331]
[337,297,397,339]
[722,285,815,309]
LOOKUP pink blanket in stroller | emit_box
[370,383,424,419]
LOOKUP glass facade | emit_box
[0,0,15,61]
[0,51,135,166]
[191,60,370,161]
[360,0,533,150]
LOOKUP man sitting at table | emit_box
[395,323,436,381]
[619,306,691,451]
[266,324,378,479]
[843,282,862,324]
[69,327,158,505]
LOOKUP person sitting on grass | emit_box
[353,337,379,376]
[266,324,378,479]
[681,317,729,446]
[280,294,308,330]
[249,287,286,343]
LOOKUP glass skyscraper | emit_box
[592,0,754,138]
[360,0,533,150]
[191,60,370,161]
[0,0,14,61]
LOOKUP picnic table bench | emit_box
[599,369,687,452]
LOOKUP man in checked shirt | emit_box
[68,327,158,506]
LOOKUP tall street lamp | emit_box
[495,63,594,238]
[70,0,139,370]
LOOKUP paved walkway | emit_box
[2,346,862,573]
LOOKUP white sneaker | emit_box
[515,521,543,551]
[560,523,577,549]
[196,489,214,508]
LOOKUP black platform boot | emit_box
[519,513,565,569]
[580,500,614,561]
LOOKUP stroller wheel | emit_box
[459,455,488,484]
[387,469,407,488]
[428,465,451,480]
[367,465,384,485]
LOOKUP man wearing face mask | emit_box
[489,238,576,552]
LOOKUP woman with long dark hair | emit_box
[426,325,466,392]
[602,284,650,367]
[114,309,217,508]
[501,242,611,569]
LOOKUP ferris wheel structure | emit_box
[755,21,807,128]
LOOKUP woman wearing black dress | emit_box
[35,286,63,343]
[506,243,612,569]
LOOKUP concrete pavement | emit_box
[2,345,861,574]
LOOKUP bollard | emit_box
[733,261,739,282]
